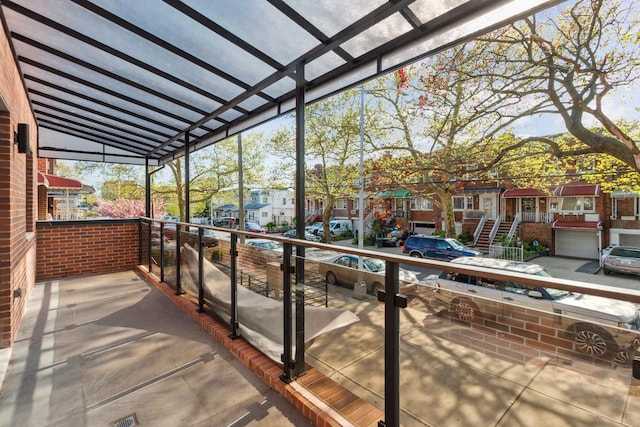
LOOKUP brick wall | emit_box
[519,222,553,249]
[0,24,39,347]
[36,220,140,280]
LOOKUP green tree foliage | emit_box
[155,133,267,221]
[267,89,387,241]
[73,162,145,200]
[482,0,640,174]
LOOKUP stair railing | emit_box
[473,215,486,245]
[507,213,521,239]
[488,215,501,244]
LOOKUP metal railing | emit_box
[139,217,640,427]
[488,215,501,244]
[473,215,486,245]
[507,213,520,239]
[488,243,524,261]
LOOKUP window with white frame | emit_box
[412,198,433,210]
[333,198,347,209]
[560,196,595,212]
[282,197,287,205]
[549,197,559,212]
[453,196,473,211]
[261,211,269,217]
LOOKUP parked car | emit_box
[318,254,418,296]
[242,221,266,233]
[402,235,482,260]
[603,246,640,276]
[305,222,323,235]
[212,216,236,228]
[435,257,640,362]
[282,229,321,242]
[245,239,283,252]
[182,227,219,247]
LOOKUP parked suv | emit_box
[402,235,482,260]
[435,257,640,363]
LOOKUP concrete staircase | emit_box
[474,220,514,252]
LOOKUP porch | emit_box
[4,219,640,426]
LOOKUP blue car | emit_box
[402,235,482,260]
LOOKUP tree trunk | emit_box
[437,191,457,238]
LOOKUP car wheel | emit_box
[452,298,479,322]
[370,282,384,296]
[410,252,423,258]
[572,324,615,358]
[603,267,611,275]
[326,271,338,286]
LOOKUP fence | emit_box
[488,243,524,261]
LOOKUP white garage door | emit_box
[620,233,640,247]
[555,229,599,259]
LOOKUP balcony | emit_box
[5,218,639,426]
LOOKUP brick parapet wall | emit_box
[36,219,140,280]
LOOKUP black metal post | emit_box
[145,157,151,217]
[280,242,294,383]
[184,132,190,223]
[378,260,405,427]
[293,61,306,378]
[147,221,152,273]
[160,222,165,283]
[229,233,240,339]
[175,223,182,295]
[138,220,143,265]
[197,227,204,312]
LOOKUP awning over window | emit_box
[553,184,600,197]
[552,220,602,230]
[379,190,412,198]
[611,190,640,198]
[502,188,547,198]
[457,187,502,194]
[37,172,82,189]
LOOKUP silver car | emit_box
[435,257,640,363]
[318,254,418,296]
[603,246,640,276]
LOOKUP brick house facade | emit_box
[0,26,38,347]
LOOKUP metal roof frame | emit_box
[1,0,564,166]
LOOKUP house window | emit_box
[333,199,347,209]
[560,196,595,212]
[453,196,473,211]
[282,198,287,205]
[261,212,268,218]
[261,196,268,203]
[412,198,433,210]
[549,197,559,212]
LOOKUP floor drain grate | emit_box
[112,414,138,427]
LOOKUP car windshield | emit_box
[532,269,573,299]
[610,247,640,258]
[447,239,466,250]
[363,258,385,273]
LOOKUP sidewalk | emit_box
[0,271,311,427]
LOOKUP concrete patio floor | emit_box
[2,254,640,427]
[0,271,311,427]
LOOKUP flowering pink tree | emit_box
[95,199,145,218]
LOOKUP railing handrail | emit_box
[140,217,640,303]
[473,215,486,245]
[507,213,520,239]
[488,216,501,244]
